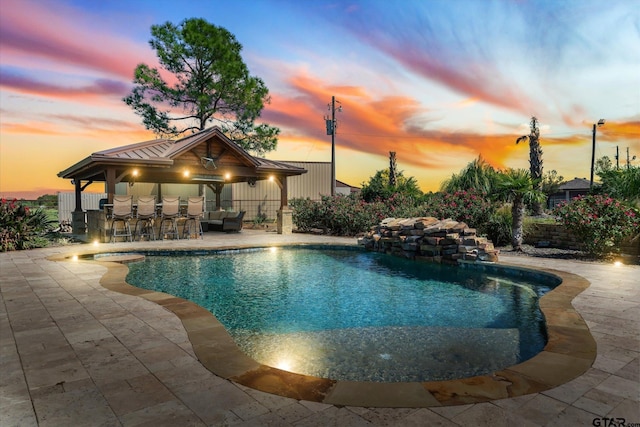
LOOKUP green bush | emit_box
[320,195,375,236]
[486,204,513,246]
[290,190,501,237]
[420,190,496,234]
[291,193,419,236]
[554,194,640,257]
[290,197,325,232]
[1,198,56,251]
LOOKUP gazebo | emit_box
[58,127,307,235]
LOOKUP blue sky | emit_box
[1,0,639,198]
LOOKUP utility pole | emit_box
[325,96,342,196]
[615,146,619,169]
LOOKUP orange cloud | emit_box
[1,117,155,143]
[263,73,526,170]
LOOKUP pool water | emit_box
[125,246,557,382]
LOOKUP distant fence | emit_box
[57,192,107,223]
[213,199,282,222]
[58,192,321,225]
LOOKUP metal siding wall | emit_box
[204,185,233,211]
[281,162,331,199]
[57,192,107,223]
[227,162,332,220]
[230,180,278,220]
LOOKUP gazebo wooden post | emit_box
[105,168,116,204]
[274,175,292,234]
[74,178,82,212]
[207,183,224,210]
[71,178,86,235]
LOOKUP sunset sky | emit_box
[1,0,639,199]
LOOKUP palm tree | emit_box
[516,117,544,215]
[496,169,546,251]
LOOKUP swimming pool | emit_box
[124,246,559,382]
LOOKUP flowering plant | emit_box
[1,198,54,251]
[554,194,640,257]
[420,190,495,233]
[290,190,500,237]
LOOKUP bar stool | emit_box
[182,196,204,239]
[158,196,181,240]
[110,195,133,242]
[133,196,156,241]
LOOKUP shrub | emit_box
[319,195,373,236]
[290,198,325,232]
[554,194,640,257]
[420,190,496,234]
[290,190,500,237]
[1,198,56,251]
[486,204,513,246]
[291,193,423,236]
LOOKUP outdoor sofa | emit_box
[204,210,245,232]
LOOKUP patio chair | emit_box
[158,196,181,240]
[182,196,204,239]
[133,196,156,241]
[110,195,133,242]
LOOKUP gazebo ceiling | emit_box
[57,126,306,185]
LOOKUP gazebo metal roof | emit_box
[58,126,306,185]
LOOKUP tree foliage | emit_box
[596,166,640,206]
[440,156,500,194]
[360,169,423,203]
[123,18,279,155]
[540,169,564,204]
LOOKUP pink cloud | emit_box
[0,0,156,79]
[0,70,129,100]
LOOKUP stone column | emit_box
[277,208,293,234]
[71,211,86,235]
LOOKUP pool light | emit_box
[613,260,622,267]
[269,246,277,253]
[93,240,99,247]
[276,360,292,371]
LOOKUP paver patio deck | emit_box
[1,230,638,426]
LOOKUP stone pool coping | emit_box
[49,244,596,408]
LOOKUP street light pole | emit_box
[325,96,342,196]
[590,119,605,189]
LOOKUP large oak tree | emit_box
[124,18,279,155]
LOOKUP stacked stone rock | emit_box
[358,217,499,264]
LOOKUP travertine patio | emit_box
[1,230,638,426]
